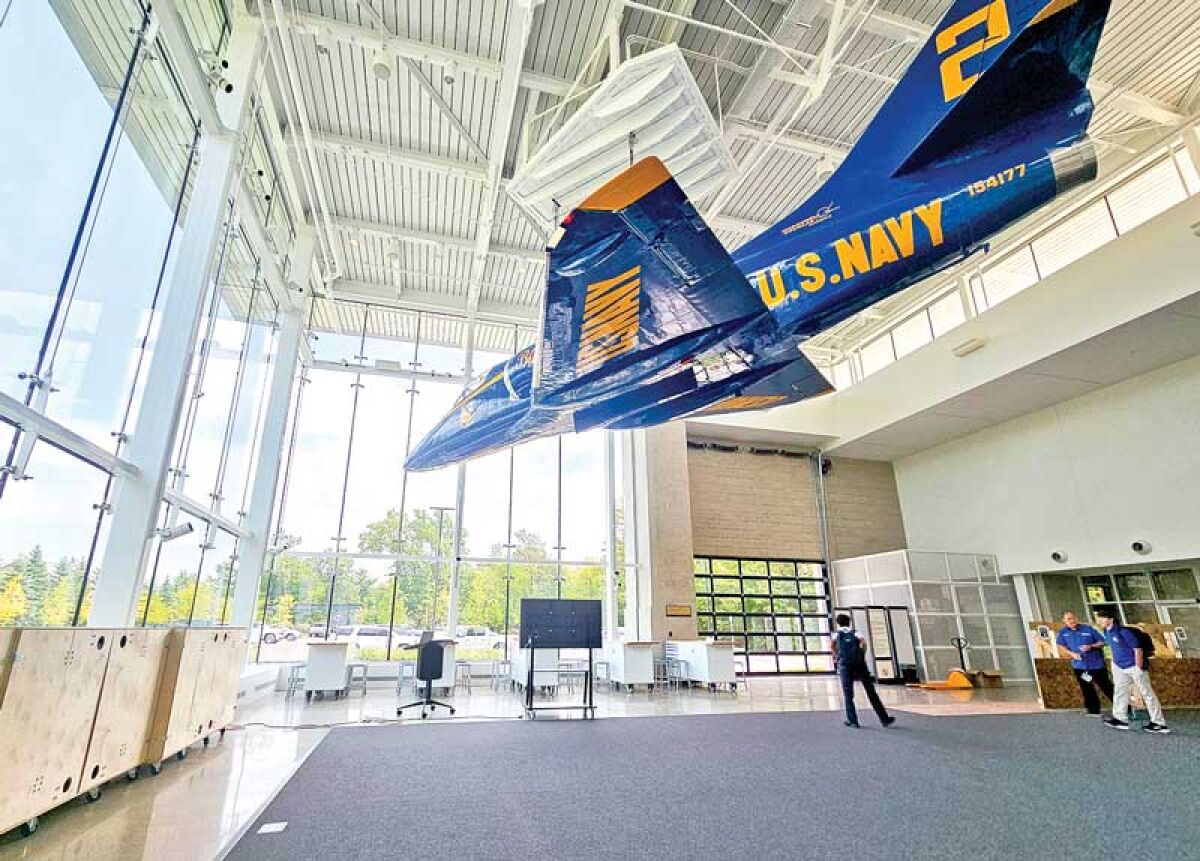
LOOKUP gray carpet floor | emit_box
[225,710,1199,861]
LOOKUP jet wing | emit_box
[533,156,768,409]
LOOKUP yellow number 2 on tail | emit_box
[935,0,1011,102]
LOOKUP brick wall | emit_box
[687,446,906,561]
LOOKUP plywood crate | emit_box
[79,629,170,793]
[0,628,114,835]
[205,628,247,730]
[146,627,245,765]
[146,628,208,765]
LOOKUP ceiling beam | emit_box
[1090,79,1187,127]
[332,279,538,324]
[330,216,545,264]
[819,0,931,42]
[724,117,849,162]
[400,57,490,163]
[1181,68,1200,115]
[710,214,771,234]
[463,0,539,333]
[275,8,567,96]
[153,0,227,134]
[287,130,487,181]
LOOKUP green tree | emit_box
[40,576,77,626]
[358,508,461,630]
[269,593,296,627]
[0,576,28,626]
[10,546,50,624]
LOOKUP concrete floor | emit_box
[0,675,1041,860]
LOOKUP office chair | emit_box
[397,631,456,719]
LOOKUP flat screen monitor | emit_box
[519,598,602,649]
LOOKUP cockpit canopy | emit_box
[452,344,535,411]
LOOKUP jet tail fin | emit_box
[735,0,1110,264]
[533,157,767,409]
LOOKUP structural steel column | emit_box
[602,430,619,639]
[90,20,263,626]
[228,302,306,627]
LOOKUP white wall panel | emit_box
[896,354,1200,574]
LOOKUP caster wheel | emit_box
[126,768,140,782]
[85,787,102,803]
[150,763,163,776]
[176,748,188,761]
[202,736,210,747]
[20,817,38,837]
[449,708,456,715]
[421,711,428,719]
[219,728,227,740]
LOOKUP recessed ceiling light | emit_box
[372,52,392,80]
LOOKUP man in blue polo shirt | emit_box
[1095,608,1169,734]
[1055,611,1112,716]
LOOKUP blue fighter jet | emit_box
[407,0,1111,471]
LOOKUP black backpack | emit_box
[1126,626,1156,661]
[835,630,867,669]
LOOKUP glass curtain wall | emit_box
[254,301,614,664]
[0,0,198,626]
[137,207,281,627]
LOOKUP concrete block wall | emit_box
[688,448,822,559]
[824,458,908,560]
[632,424,699,642]
[687,447,907,562]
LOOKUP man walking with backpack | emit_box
[1095,608,1170,734]
[833,613,895,728]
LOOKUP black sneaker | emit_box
[1103,718,1131,730]
[1143,722,1171,735]
[844,720,860,728]
[881,716,896,727]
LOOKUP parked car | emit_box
[454,626,504,652]
[254,625,301,645]
[335,625,415,651]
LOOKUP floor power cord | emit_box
[228,713,533,731]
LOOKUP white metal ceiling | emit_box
[57,0,1200,353]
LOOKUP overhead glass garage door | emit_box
[693,557,833,674]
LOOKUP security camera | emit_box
[1050,550,1067,564]
[1131,540,1151,555]
[155,522,195,542]
[203,56,234,94]
[270,535,300,554]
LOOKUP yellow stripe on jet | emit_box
[695,395,788,416]
[577,265,641,375]
[1029,0,1081,26]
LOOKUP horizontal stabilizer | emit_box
[690,351,832,420]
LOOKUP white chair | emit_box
[285,664,306,698]
[454,661,473,695]
[490,659,513,690]
[395,660,416,695]
[345,662,368,696]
